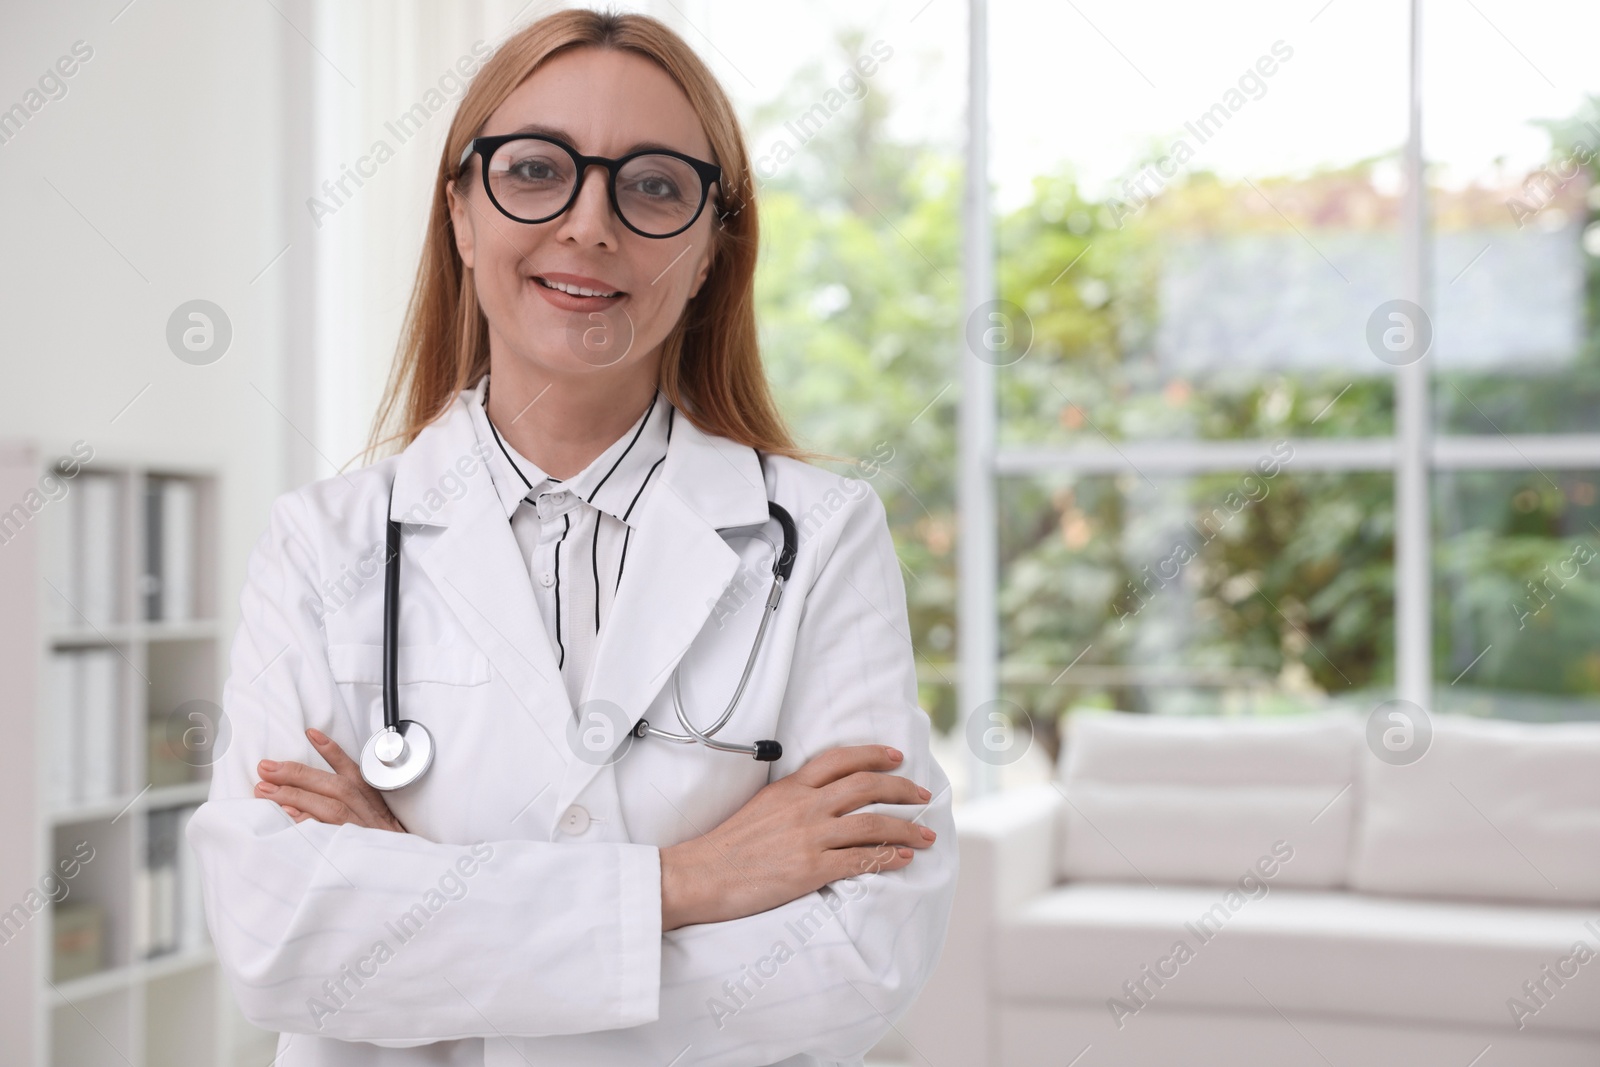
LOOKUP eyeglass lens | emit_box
[487,139,704,235]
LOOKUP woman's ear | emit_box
[445,178,475,270]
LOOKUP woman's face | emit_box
[447,46,720,378]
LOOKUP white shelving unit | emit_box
[1,443,276,1067]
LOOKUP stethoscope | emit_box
[359,482,797,791]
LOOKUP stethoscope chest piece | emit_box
[360,720,435,791]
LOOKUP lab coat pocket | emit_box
[325,643,492,756]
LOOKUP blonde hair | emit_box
[365,7,842,467]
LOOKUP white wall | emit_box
[0,0,297,653]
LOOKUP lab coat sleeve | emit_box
[185,489,663,1045]
[666,483,958,1064]
[520,480,959,1066]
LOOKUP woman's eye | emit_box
[511,160,558,182]
[631,175,684,201]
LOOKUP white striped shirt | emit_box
[466,374,673,710]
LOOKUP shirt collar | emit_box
[467,374,673,528]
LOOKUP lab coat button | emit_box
[539,571,555,587]
[560,804,591,834]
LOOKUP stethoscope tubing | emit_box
[640,573,782,751]
[630,501,794,761]
[382,508,403,731]
[364,481,796,790]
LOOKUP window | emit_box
[963,0,1600,793]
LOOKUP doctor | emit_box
[184,8,957,1067]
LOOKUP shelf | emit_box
[48,797,141,827]
[146,781,211,808]
[48,945,216,1004]
[49,781,211,826]
[46,620,219,647]
[6,451,236,1067]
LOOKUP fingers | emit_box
[305,727,362,777]
[820,811,936,852]
[258,758,352,805]
[268,799,310,823]
[788,744,906,790]
[266,729,406,835]
[826,843,915,881]
[257,754,359,825]
[257,779,350,825]
[822,768,933,816]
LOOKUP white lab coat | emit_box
[185,386,958,1066]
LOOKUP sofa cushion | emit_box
[1055,710,1360,888]
[996,882,1600,1034]
[1349,714,1600,906]
[997,1003,1600,1067]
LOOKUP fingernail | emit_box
[917,786,932,801]
[897,847,913,858]
[307,728,327,744]
[921,827,936,841]
[257,781,278,793]
[259,759,279,772]
[886,747,903,761]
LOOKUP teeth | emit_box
[537,277,620,298]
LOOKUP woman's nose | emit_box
[557,165,620,242]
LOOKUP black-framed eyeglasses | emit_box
[456,133,724,239]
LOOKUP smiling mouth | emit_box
[532,276,626,299]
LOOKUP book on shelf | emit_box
[48,471,121,629]
[52,900,105,983]
[142,477,198,623]
[49,647,121,809]
[135,803,209,960]
[176,804,208,950]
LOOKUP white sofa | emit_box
[899,709,1600,1067]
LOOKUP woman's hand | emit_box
[255,727,409,833]
[659,744,937,931]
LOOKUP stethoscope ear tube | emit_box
[361,482,435,791]
[770,500,797,582]
[382,506,402,732]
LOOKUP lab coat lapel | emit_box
[389,397,574,764]
[554,404,771,817]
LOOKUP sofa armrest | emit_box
[897,782,1064,1067]
[957,782,1065,916]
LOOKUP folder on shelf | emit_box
[78,474,119,627]
[50,653,78,809]
[131,863,149,960]
[142,477,199,623]
[142,479,162,621]
[176,803,209,950]
[46,481,79,629]
[49,648,121,809]
[161,479,196,622]
[79,649,120,805]
[145,807,180,957]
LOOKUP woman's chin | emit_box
[520,304,639,369]
[506,329,640,374]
